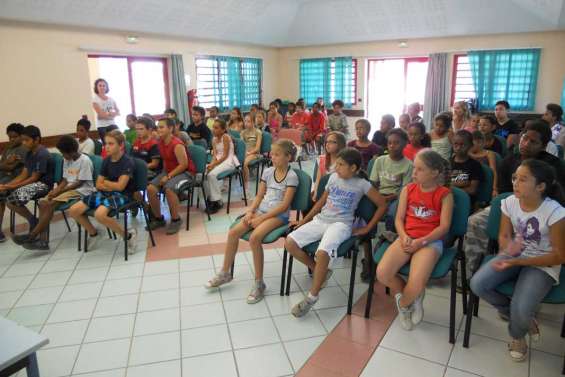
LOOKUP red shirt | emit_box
[158,136,196,175]
[290,112,310,128]
[403,144,423,161]
[309,112,325,136]
[404,183,450,239]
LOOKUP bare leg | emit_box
[147,184,162,219]
[7,202,34,223]
[29,200,58,238]
[247,217,284,280]
[221,220,252,273]
[69,201,97,236]
[164,188,180,220]
[285,237,316,270]
[310,250,330,296]
[399,247,439,307]
[94,206,125,238]
[376,238,412,296]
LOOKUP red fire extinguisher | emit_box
[187,89,198,117]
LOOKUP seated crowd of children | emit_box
[1,98,564,363]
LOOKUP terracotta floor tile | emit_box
[296,363,343,377]
[351,285,397,322]
[332,315,388,347]
[309,336,373,376]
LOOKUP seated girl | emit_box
[285,148,387,317]
[431,113,453,161]
[347,119,382,170]
[241,114,263,196]
[403,122,430,161]
[313,131,346,198]
[205,139,298,304]
[376,149,454,330]
[470,159,565,361]
[469,131,498,199]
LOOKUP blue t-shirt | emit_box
[316,173,372,225]
[24,146,53,188]
[101,154,135,193]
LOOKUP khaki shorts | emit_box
[46,190,82,203]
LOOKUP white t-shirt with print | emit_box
[258,167,299,217]
[501,195,565,283]
[317,173,372,225]
[63,154,95,196]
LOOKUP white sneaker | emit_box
[395,293,413,331]
[411,290,425,326]
[127,229,137,255]
[86,232,100,252]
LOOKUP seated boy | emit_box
[206,106,219,129]
[147,118,196,235]
[69,130,137,253]
[187,106,212,148]
[76,117,95,155]
[372,114,395,150]
[0,123,28,241]
[0,126,53,241]
[14,136,95,250]
[132,117,161,179]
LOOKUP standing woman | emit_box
[92,78,120,142]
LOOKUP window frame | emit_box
[450,53,475,105]
[88,54,170,118]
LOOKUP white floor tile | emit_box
[100,277,141,297]
[312,286,348,310]
[444,368,482,377]
[181,324,231,357]
[134,307,180,336]
[180,302,226,330]
[229,317,280,349]
[68,267,109,285]
[223,299,270,323]
[264,292,304,317]
[180,269,216,288]
[7,303,53,326]
[284,335,324,371]
[179,256,214,272]
[4,261,45,277]
[213,252,247,268]
[37,345,80,377]
[70,369,125,377]
[129,331,181,366]
[94,294,138,317]
[419,292,463,330]
[360,347,446,377]
[262,261,284,278]
[41,320,89,348]
[74,338,131,374]
[180,286,221,306]
[106,263,144,280]
[40,258,80,274]
[449,332,529,377]
[76,254,114,270]
[315,306,346,332]
[235,343,293,377]
[84,314,135,343]
[218,280,255,302]
[530,349,564,377]
[263,276,299,295]
[59,282,103,302]
[467,305,513,342]
[294,272,337,293]
[143,260,179,276]
[0,275,35,292]
[181,351,237,377]
[381,317,455,364]
[15,286,64,307]
[273,313,326,342]
[141,273,179,292]
[537,302,565,323]
[29,271,73,288]
[137,289,179,312]
[127,359,181,377]
[47,299,97,323]
[0,290,22,310]
[530,318,565,356]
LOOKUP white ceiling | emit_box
[1,0,565,47]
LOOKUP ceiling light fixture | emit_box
[398,41,408,48]
[126,35,138,44]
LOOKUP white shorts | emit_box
[288,217,352,262]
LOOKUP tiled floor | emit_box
[1,160,564,377]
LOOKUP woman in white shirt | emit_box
[92,78,119,141]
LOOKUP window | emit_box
[467,49,540,111]
[299,57,357,107]
[366,57,428,133]
[195,56,262,111]
[451,54,476,105]
[88,55,169,129]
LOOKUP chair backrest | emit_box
[187,144,207,174]
[367,157,376,178]
[557,144,564,159]
[486,192,513,240]
[314,174,331,201]
[131,158,148,192]
[494,152,502,166]
[278,128,303,145]
[193,138,208,150]
[312,159,319,183]
[94,140,103,156]
[260,131,272,155]
[229,129,241,139]
[494,135,508,157]
[233,138,246,167]
[125,141,132,154]
[354,195,377,224]
[449,187,471,238]
[475,164,494,205]
[88,155,103,182]
[291,169,312,212]
[50,153,63,184]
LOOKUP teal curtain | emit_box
[334,57,353,107]
[170,55,189,126]
[300,58,330,106]
[210,56,261,111]
[241,58,262,110]
[468,49,540,111]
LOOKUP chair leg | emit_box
[463,293,477,348]
[62,211,71,232]
[449,265,457,344]
[364,257,376,318]
[255,164,261,195]
[186,187,191,231]
[141,206,156,247]
[460,254,468,315]
[473,295,479,316]
[230,261,235,278]
[201,186,211,221]
[347,248,359,315]
[280,248,288,296]
[124,210,128,261]
[84,231,88,253]
[240,173,248,206]
[285,256,294,296]
[77,224,82,252]
[10,210,15,235]
[227,177,232,214]
[106,228,113,239]
[561,313,565,338]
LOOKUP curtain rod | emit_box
[78,46,174,56]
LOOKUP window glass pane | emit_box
[130,60,167,115]
[405,61,428,107]
[93,57,132,130]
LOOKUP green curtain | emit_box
[240,58,262,110]
[170,55,189,126]
[334,57,353,107]
[300,58,330,106]
[468,49,540,111]
[211,56,261,111]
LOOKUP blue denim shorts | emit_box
[427,240,444,256]
[257,209,289,224]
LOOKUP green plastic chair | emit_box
[281,174,382,315]
[365,187,471,344]
[229,129,241,139]
[185,144,211,230]
[557,144,564,159]
[475,164,494,207]
[228,169,312,280]
[78,158,156,259]
[125,141,132,154]
[367,157,376,178]
[94,140,103,156]
[494,134,508,157]
[248,131,273,194]
[217,138,248,214]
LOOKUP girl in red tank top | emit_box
[376,149,454,331]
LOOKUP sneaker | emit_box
[529,318,540,342]
[321,269,333,289]
[0,231,5,243]
[146,217,166,231]
[22,238,49,251]
[411,290,425,326]
[395,293,414,331]
[247,281,266,304]
[498,311,510,322]
[166,219,182,235]
[12,234,31,245]
[291,295,318,318]
[86,232,99,252]
[508,338,528,362]
[127,229,137,255]
[360,259,370,283]
[205,271,233,289]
